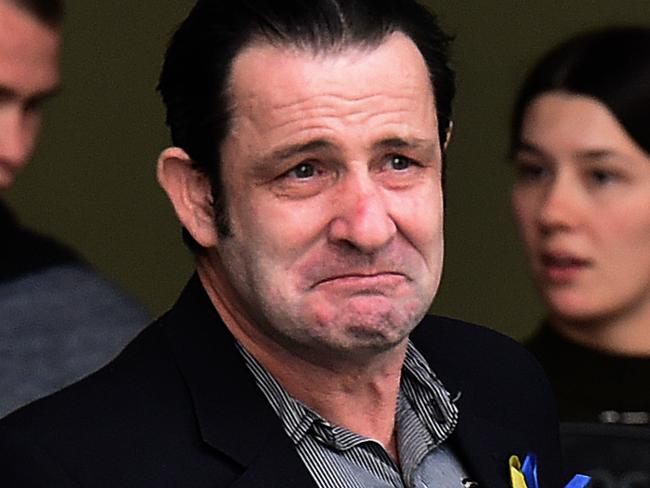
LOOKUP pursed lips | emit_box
[311,271,408,289]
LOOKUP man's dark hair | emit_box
[158,0,455,249]
[9,0,65,28]
[511,26,650,156]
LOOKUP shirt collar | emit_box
[237,340,459,449]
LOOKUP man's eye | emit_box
[389,155,414,171]
[288,163,316,179]
[24,94,50,114]
[24,100,43,114]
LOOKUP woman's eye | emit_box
[288,163,316,179]
[389,155,413,171]
[590,169,617,185]
[515,162,547,181]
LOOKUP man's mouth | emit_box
[313,271,406,290]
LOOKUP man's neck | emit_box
[254,337,406,459]
[196,259,407,458]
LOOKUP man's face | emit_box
[212,33,444,360]
[0,1,60,191]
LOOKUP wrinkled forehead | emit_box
[227,31,434,108]
[221,32,440,166]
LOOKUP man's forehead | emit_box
[228,32,433,108]
[221,32,440,166]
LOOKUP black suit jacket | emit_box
[0,277,561,487]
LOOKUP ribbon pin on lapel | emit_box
[509,453,591,488]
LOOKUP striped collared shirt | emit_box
[238,341,465,487]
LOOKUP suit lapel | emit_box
[452,398,557,488]
[411,318,535,488]
[227,436,317,488]
[163,276,317,487]
[452,405,517,488]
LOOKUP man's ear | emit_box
[157,147,218,248]
[443,121,453,152]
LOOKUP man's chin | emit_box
[312,312,418,355]
[343,326,410,353]
[315,295,427,331]
[289,331,410,368]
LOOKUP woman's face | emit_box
[512,92,650,324]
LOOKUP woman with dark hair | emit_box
[510,26,650,425]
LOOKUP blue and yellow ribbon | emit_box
[509,453,591,488]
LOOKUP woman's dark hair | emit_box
[157,0,454,248]
[511,26,650,155]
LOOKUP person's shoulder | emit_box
[0,261,151,416]
[1,202,149,327]
[0,304,238,486]
[0,315,179,438]
[1,261,149,326]
[0,313,199,484]
[45,263,150,324]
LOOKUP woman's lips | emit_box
[539,252,590,283]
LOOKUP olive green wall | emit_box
[6,1,649,339]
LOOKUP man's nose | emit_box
[0,105,34,172]
[537,175,580,234]
[328,172,397,253]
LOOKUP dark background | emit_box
[6,1,650,339]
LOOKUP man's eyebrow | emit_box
[266,139,335,162]
[261,137,437,166]
[0,84,61,104]
[27,86,62,106]
[372,137,436,153]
